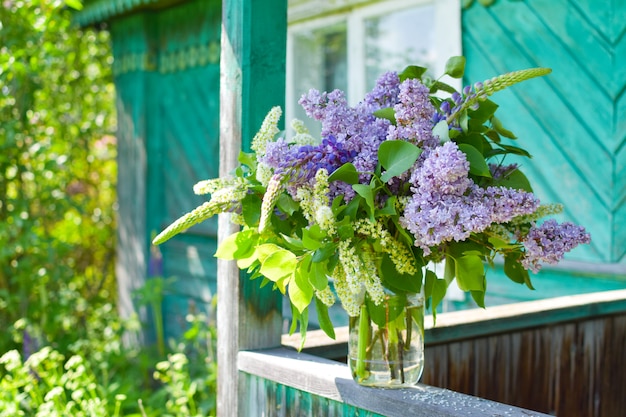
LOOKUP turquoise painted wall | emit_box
[463,0,626,266]
[110,0,222,342]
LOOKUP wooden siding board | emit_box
[463,5,612,201]
[111,15,152,344]
[241,373,385,417]
[423,308,626,415]
[462,1,626,263]
[573,0,626,44]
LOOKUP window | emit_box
[287,0,461,134]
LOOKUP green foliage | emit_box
[0,0,116,354]
[0,305,218,417]
[0,3,217,416]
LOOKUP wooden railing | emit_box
[281,289,626,416]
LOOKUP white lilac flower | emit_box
[251,106,282,158]
[259,174,283,233]
[315,285,336,307]
[354,219,417,276]
[331,263,362,317]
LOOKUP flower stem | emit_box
[356,304,370,381]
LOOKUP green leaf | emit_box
[497,169,533,192]
[429,81,457,94]
[454,255,485,292]
[299,307,309,350]
[280,234,305,251]
[399,65,427,82]
[504,251,534,289]
[309,260,329,290]
[367,295,406,328]
[373,107,396,124]
[470,289,486,308]
[238,151,256,168]
[290,271,313,313]
[352,184,375,220]
[312,243,337,263]
[378,140,422,182]
[491,116,517,139]
[488,143,532,159]
[375,195,397,216]
[380,254,422,293]
[315,297,336,339]
[431,273,448,312]
[289,306,299,336]
[444,256,456,284]
[328,163,360,184]
[302,225,324,251]
[64,0,83,10]
[458,143,492,177]
[433,120,450,142]
[259,247,297,282]
[214,229,258,260]
[444,56,466,78]
[467,99,498,123]
[276,193,299,216]
[241,193,262,226]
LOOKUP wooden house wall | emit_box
[422,292,626,417]
[462,0,626,266]
[110,0,221,342]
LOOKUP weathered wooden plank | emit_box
[239,348,551,416]
[217,1,287,416]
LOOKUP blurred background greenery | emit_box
[0,1,217,415]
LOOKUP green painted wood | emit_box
[462,0,626,264]
[110,13,153,345]
[217,1,287,416]
[241,373,385,417]
[109,0,222,343]
[75,0,187,27]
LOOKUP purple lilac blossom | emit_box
[401,142,539,254]
[361,71,401,112]
[387,78,438,148]
[521,219,591,273]
[261,135,357,194]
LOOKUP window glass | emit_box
[291,23,347,135]
[364,5,435,90]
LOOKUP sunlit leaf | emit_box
[399,65,427,82]
[315,298,336,339]
[259,247,297,281]
[444,56,466,78]
[378,140,422,182]
[328,163,359,184]
[458,143,492,177]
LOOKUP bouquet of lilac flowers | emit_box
[153,57,590,385]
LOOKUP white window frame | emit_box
[286,0,462,125]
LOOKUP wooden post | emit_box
[217,1,287,416]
